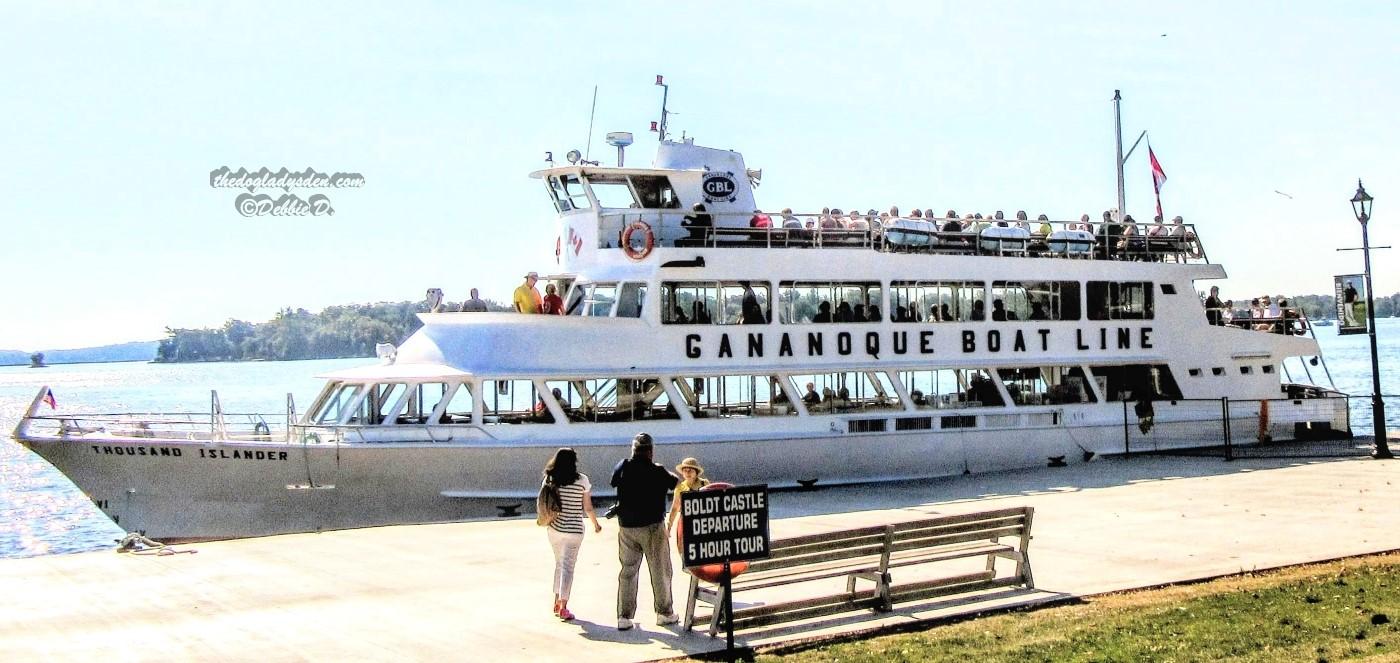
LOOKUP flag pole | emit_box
[1114,90,1126,223]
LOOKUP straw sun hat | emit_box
[675,457,705,475]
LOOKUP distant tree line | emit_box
[1264,292,1400,321]
[155,299,509,363]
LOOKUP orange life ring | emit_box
[622,221,655,261]
[676,481,750,583]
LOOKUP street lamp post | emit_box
[1351,180,1391,459]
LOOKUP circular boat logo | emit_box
[702,172,738,203]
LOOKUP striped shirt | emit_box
[549,474,592,535]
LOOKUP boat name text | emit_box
[684,326,1154,360]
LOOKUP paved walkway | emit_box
[3,446,1398,662]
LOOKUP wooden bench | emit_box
[682,506,1034,634]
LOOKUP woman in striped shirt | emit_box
[541,448,602,621]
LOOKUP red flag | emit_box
[42,388,56,409]
[1149,146,1167,219]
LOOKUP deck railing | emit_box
[594,210,1207,263]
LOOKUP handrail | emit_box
[593,210,1207,263]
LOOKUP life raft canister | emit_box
[622,221,655,261]
[676,481,750,584]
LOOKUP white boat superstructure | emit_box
[15,105,1349,542]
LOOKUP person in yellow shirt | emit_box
[665,457,709,534]
[514,272,543,313]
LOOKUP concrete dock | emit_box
[3,448,1398,662]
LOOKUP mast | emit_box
[1114,90,1126,222]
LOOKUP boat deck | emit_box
[3,439,1395,661]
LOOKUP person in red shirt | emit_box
[540,283,564,315]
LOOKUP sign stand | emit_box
[722,560,735,661]
[678,483,771,663]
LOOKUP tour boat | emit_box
[14,89,1350,542]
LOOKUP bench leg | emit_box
[683,574,699,631]
[707,584,728,637]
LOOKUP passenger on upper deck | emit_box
[780,208,802,229]
[514,273,542,314]
[681,203,713,240]
[1170,215,1187,237]
[813,301,832,323]
[1036,214,1053,236]
[1148,215,1169,236]
[749,210,772,229]
[848,209,866,230]
[942,211,962,234]
[1204,286,1224,326]
[462,288,489,312]
[541,283,564,315]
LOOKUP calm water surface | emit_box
[4,322,1399,559]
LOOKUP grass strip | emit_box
[751,553,1400,663]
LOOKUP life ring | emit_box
[1186,236,1203,259]
[253,421,271,442]
[676,481,750,583]
[622,221,655,261]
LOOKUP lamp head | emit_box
[1352,179,1373,223]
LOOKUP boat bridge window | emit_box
[585,175,639,209]
[1087,281,1154,320]
[314,382,361,424]
[438,382,474,424]
[997,366,1096,405]
[990,281,1081,321]
[616,282,646,318]
[1090,364,1182,401]
[485,379,545,424]
[588,284,617,317]
[890,281,986,322]
[547,175,592,213]
[778,282,882,323]
[581,173,678,210]
[661,281,771,325]
[546,377,675,422]
[675,374,793,418]
[786,371,901,414]
[896,368,1002,408]
[356,382,407,425]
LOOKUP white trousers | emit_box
[548,528,585,601]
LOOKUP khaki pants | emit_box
[617,523,673,619]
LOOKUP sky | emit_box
[2,1,1399,351]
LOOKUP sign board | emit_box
[679,484,771,567]
[1335,274,1368,335]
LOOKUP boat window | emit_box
[545,377,676,422]
[894,368,1002,408]
[786,371,901,414]
[1089,364,1182,401]
[439,382,474,424]
[990,281,1081,321]
[616,282,646,318]
[556,175,591,211]
[587,283,617,317]
[890,281,987,322]
[585,174,639,209]
[565,283,589,316]
[997,366,1096,405]
[546,177,572,214]
[661,281,769,325]
[1086,281,1154,320]
[400,382,448,424]
[777,281,881,323]
[630,175,679,209]
[371,383,407,425]
[676,374,793,418]
[484,379,545,424]
[314,382,361,424]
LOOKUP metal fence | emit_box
[1122,394,1396,460]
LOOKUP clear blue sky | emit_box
[2,2,1398,350]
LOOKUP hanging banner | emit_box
[1335,274,1368,335]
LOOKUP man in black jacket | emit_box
[611,432,680,630]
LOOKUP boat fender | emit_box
[622,221,655,261]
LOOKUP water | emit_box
[4,322,1399,559]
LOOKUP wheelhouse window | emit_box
[437,382,474,424]
[1087,281,1154,320]
[890,281,986,322]
[631,175,679,209]
[565,283,588,316]
[786,371,900,414]
[997,366,1097,405]
[584,174,639,209]
[547,175,592,213]
[896,368,1003,408]
[674,374,793,418]
[990,281,1081,321]
[661,281,770,325]
[777,281,882,323]
[588,283,617,317]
